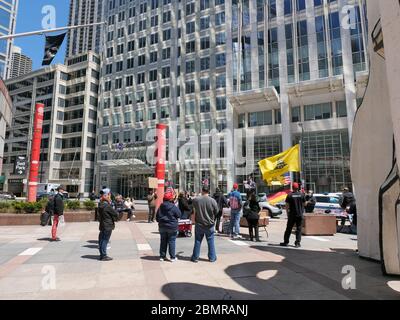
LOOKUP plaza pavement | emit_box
[0,217,399,300]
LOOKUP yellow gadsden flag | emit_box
[258,144,300,185]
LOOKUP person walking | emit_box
[178,192,191,220]
[280,183,306,248]
[243,193,261,242]
[147,190,157,223]
[305,190,316,213]
[98,189,119,261]
[191,186,219,263]
[51,185,65,242]
[213,188,228,234]
[156,189,182,262]
[228,183,243,240]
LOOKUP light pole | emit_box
[298,123,306,189]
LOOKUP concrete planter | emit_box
[302,214,337,236]
[0,210,151,226]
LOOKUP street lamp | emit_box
[298,122,306,189]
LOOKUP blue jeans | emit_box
[230,210,241,237]
[99,230,112,258]
[191,225,217,262]
[159,228,177,259]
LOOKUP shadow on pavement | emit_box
[87,240,98,244]
[37,238,53,242]
[82,245,98,249]
[81,255,100,260]
[161,246,400,300]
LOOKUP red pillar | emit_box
[155,124,167,211]
[27,103,44,202]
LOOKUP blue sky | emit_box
[14,0,69,70]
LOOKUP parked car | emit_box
[313,193,346,218]
[0,191,16,201]
[37,192,69,201]
[258,201,283,218]
[224,193,282,218]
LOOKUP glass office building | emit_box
[0,0,18,79]
[96,0,368,196]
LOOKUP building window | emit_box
[304,103,332,121]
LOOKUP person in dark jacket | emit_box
[98,189,119,261]
[178,192,191,220]
[305,190,316,213]
[156,188,181,262]
[51,186,65,242]
[340,187,357,226]
[243,193,261,242]
[213,188,228,234]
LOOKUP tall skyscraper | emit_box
[9,46,32,78]
[66,0,104,57]
[93,0,368,197]
[0,0,18,79]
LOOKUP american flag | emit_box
[283,173,291,186]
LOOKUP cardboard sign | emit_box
[148,177,158,189]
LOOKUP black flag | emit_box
[42,33,66,66]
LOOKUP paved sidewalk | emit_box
[0,219,399,300]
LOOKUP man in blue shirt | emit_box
[228,183,243,240]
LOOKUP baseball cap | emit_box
[164,188,175,201]
[233,183,239,190]
[56,185,66,191]
[292,182,300,190]
[102,188,111,196]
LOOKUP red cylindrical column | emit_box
[28,103,44,202]
[155,124,167,211]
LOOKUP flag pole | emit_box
[0,22,106,40]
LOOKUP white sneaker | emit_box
[160,258,165,262]
[132,215,136,218]
[127,219,130,222]
[170,257,178,262]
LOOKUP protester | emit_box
[147,190,157,223]
[156,188,182,262]
[243,192,261,242]
[98,189,119,261]
[228,183,243,240]
[114,195,132,221]
[191,186,219,263]
[51,185,65,242]
[178,192,191,220]
[213,188,228,234]
[89,190,97,201]
[305,190,316,213]
[340,187,357,226]
[280,183,306,248]
[340,187,357,228]
[124,197,136,221]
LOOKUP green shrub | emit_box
[0,201,11,212]
[23,202,42,214]
[83,200,96,211]
[11,201,25,213]
[38,198,49,210]
[66,200,81,211]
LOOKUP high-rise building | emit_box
[66,0,105,57]
[2,52,100,197]
[92,0,368,197]
[9,46,32,78]
[0,0,19,79]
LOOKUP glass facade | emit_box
[95,0,368,195]
[0,0,18,79]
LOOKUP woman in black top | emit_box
[243,193,261,242]
[213,188,228,233]
[178,192,191,220]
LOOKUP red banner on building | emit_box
[27,103,44,202]
[155,124,167,211]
